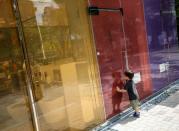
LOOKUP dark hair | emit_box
[124,70,134,80]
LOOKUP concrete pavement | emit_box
[108,89,179,131]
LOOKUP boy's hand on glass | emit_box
[116,87,121,92]
[117,87,126,93]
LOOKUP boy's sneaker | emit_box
[133,112,140,118]
[133,112,136,117]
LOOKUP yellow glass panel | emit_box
[18,0,105,130]
[0,0,33,130]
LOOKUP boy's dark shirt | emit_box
[124,80,139,100]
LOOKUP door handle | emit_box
[88,6,123,16]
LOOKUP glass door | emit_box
[0,0,33,130]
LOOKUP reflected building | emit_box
[0,0,178,131]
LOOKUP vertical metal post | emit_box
[121,15,129,70]
[12,1,40,131]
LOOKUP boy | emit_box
[117,70,140,118]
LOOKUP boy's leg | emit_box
[130,100,140,118]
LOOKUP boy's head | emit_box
[124,70,134,80]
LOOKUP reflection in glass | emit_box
[18,0,105,130]
[0,0,33,130]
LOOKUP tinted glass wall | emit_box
[1,0,179,130]
[143,0,179,92]
[89,0,153,118]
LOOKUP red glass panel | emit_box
[89,0,153,119]
[121,0,153,99]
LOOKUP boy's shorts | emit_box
[130,99,140,110]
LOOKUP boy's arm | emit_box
[116,86,127,93]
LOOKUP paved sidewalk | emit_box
[109,91,179,131]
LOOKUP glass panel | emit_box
[160,0,179,84]
[0,0,33,130]
[121,0,153,98]
[89,0,153,118]
[89,0,129,118]
[18,0,105,130]
[143,0,170,92]
[143,0,178,92]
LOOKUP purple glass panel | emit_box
[143,0,178,92]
